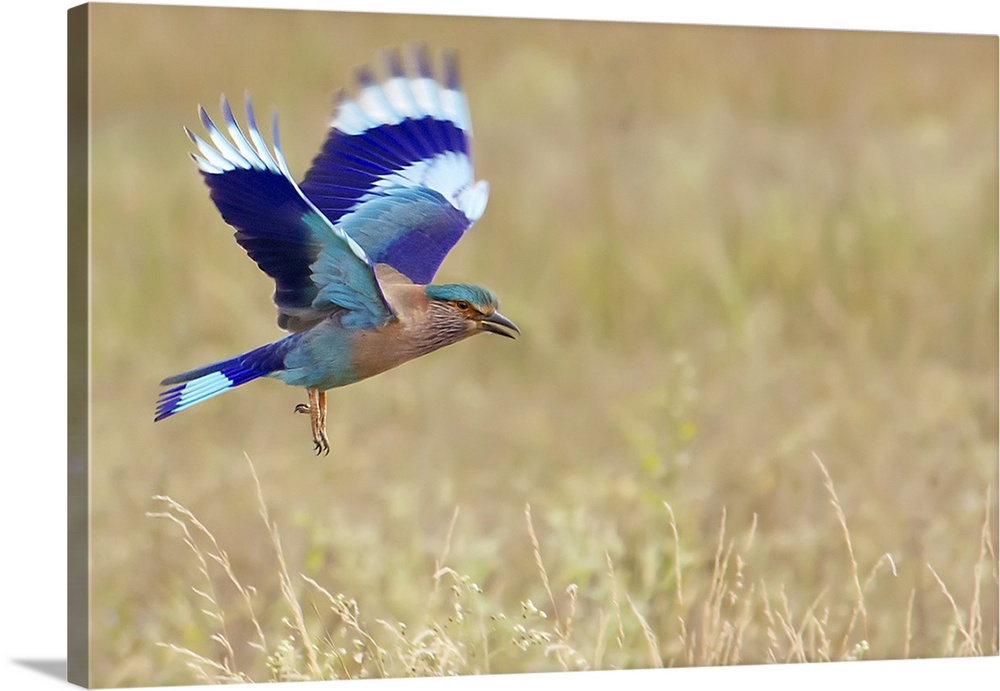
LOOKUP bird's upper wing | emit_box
[188,98,394,331]
[298,47,489,286]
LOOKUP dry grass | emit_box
[83,4,998,686]
[146,455,997,681]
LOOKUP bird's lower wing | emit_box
[188,98,394,330]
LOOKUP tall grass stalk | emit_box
[151,453,998,682]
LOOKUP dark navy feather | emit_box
[200,166,322,310]
[301,119,469,213]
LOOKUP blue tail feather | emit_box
[155,338,294,421]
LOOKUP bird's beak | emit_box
[480,311,520,339]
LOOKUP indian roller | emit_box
[155,47,519,454]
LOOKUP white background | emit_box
[1,1,997,689]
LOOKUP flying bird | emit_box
[155,47,518,454]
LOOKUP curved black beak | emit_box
[480,310,520,339]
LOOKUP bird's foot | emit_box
[313,429,330,456]
[298,405,330,455]
[300,388,330,456]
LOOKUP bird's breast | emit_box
[347,317,433,381]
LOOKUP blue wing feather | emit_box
[299,47,489,284]
[198,164,322,309]
[338,187,471,286]
[301,118,471,207]
[188,97,394,330]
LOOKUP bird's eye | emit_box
[456,300,470,311]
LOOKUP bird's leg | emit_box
[318,389,327,433]
[295,387,329,455]
[310,388,329,456]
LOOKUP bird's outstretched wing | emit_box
[187,98,394,331]
[299,46,490,285]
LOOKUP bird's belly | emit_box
[275,323,359,390]
[275,319,421,391]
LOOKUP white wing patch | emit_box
[187,97,283,176]
[331,75,470,137]
[357,152,486,222]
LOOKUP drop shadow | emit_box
[11,659,67,681]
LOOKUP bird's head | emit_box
[423,283,520,341]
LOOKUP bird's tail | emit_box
[155,338,294,421]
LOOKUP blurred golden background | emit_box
[86,3,997,685]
